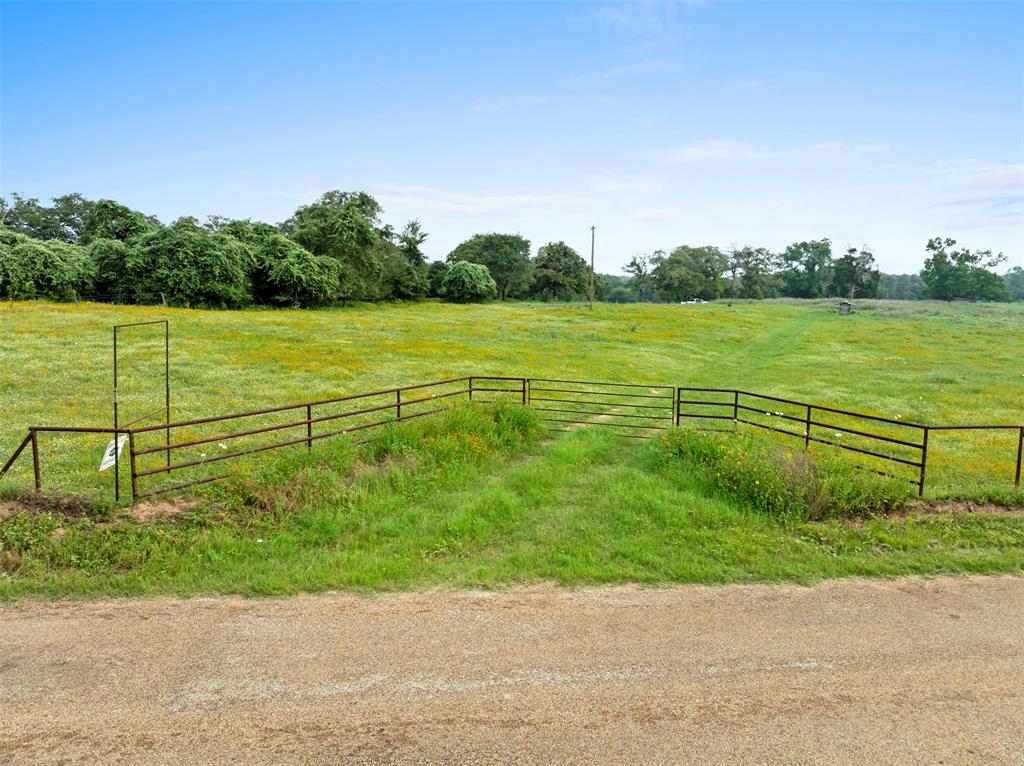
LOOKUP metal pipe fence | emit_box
[2,375,1020,504]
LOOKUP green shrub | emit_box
[0,228,95,300]
[440,261,497,303]
[658,428,910,521]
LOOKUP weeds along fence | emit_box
[1,375,1021,504]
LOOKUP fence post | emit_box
[673,387,680,427]
[128,431,139,505]
[306,404,313,450]
[468,377,474,402]
[521,378,526,405]
[918,427,929,498]
[30,429,41,492]
[1015,426,1022,487]
[733,390,739,431]
[804,405,812,451]
[396,389,402,421]
[526,378,531,407]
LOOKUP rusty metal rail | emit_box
[1,375,1021,503]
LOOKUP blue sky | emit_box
[2,1,1022,273]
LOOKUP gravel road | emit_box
[2,576,1022,765]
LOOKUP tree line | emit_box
[606,238,1019,303]
[1,190,1020,306]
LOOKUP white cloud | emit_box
[578,0,704,35]
[663,139,886,164]
[955,163,1024,191]
[627,208,675,221]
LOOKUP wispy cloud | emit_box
[627,208,675,221]
[587,174,662,192]
[374,184,589,216]
[663,139,886,164]
[578,0,702,35]
[955,163,1024,191]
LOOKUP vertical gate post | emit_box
[520,378,526,405]
[30,429,41,492]
[396,389,402,420]
[804,405,812,451]
[128,430,139,505]
[468,377,474,402]
[732,390,739,431]
[673,387,680,427]
[306,404,313,450]
[918,427,930,498]
[1015,426,1022,487]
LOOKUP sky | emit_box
[2,0,1022,274]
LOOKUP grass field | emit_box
[1,299,1022,598]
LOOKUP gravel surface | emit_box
[1,576,1022,765]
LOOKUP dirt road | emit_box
[2,576,1022,765]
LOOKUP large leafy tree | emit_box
[447,233,530,300]
[920,237,1009,301]
[81,199,160,244]
[729,246,779,299]
[282,191,384,302]
[1004,267,1024,301]
[113,217,255,307]
[440,261,497,303]
[0,193,97,243]
[652,245,727,302]
[0,225,96,300]
[623,254,657,302]
[530,241,589,301]
[778,239,834,298]
[830,246,880,299]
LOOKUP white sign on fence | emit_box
[98,435,128,472]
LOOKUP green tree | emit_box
[920,237,1009,301]
[652,245,726,301]
[118,217,255,307]
[1004,267,1024,301]
[398,220,428,269]
[0,225,96,300]
[830,246,880,299]
[778,239,834,298]
[729,246,780,299]
[878,273,926,300]
[447,233,531,300]
[1,193,97,243]
[530,241,589,301]
[81,199,160,244]
[624,254,657,302]
[426,261,449,297]
[439,261,497,303]
[282,191,384,302]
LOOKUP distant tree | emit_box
[652,245,726,301]
[439,261,497,303]
[830,246,880,299]
[920,237,1009,301]
[624,254,657,302]
[380,250,428,300]
[447,233,531,300]
[81,199,160,244]
[218,219,339,307]
[426,261,449,297]
[1004,266,1024,301]
[1,193,97,243]
[282,191,384,302]
[878,273,926,300]
[778,239,834,298]
[398,220,428,269]
[0,225,95,300]
[116,217,254,307]
[530,241,589,301]
[595,273,630,302]
[730,246,779,299]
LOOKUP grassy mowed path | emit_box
[3,429,1021,599]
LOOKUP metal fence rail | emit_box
[2,374,1021,504]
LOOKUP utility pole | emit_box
[589,225,596,311]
